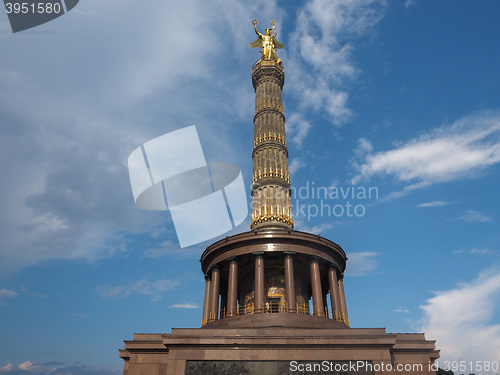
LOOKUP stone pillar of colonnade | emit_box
[310,258,325,316]
[202,275,211,325]
[328,266,342,321]
[339,274,349,326]
[227,257,238,317]
[209,266,220,321]
[254,252,264,314]
[284,251,296,313]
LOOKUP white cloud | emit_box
[354,138,374,158]
[287,113,312,147]
[142,240,205,260]
[0,0,388,275]
[169,303,199,309]
[0,0,286,274]
[394,307,410,313]
[453,248,496,256]
[405,0,416,9]
[96,278,179,301]
[15,362,53,373]
[470,248,496,255]
[0,364,13,373]
[143,241,180,258]
[345,251,378,276]
[294,221,335,235]
[18,362,38,371]
[352,111,500,185]
[416,200,455,208]
[0,288,18,300]
[419,268,500,369]
[0,362,121,375]
[457,210,492,223]
[95,285,126,300]
[289,158,306,176]
[0,39,171,273]
[286,0,386,127]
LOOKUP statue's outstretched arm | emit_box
[253,19,262,37]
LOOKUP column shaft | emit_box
[254,254,264,314]
[328,267,342,321]
[227,259,238,317]
[251,62,293,231]
[210,267,220,321]
[310,259,325,316]
[202,276,211,325]
[284,253,296,313]
[339,276,349,325]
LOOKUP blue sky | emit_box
[1,0,500,374]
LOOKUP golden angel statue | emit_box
[249,19,285,64]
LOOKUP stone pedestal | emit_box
[120,325,439,375]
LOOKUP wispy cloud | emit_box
[18,285,47,299]
[285,0,386,144]
[470,248,496,255]
[169,303,199,309]
[394,307,410,313]
[143,241,180,258]
[452,248,497,256]
[142,240,206,260]
[289,158,306,176]
[0,0,286,274]
[96,278,179,302]
[286,113,312,148]
[416,200,456,208]
[419,268,500,368]
[0,361,54,374]
[345,252,379,277]
[18,362,47,372]
[404,0,417,9]
[0,0,386,275]
[457,210,492,223]
[294,221,335,235]
[354,138,374,158]
[0,288,18,300]
[0,364,13,373]
[0,361,121,375]
[352,111,500,186]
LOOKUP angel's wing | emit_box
[273,37,285,49]
[249,37,263,48]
